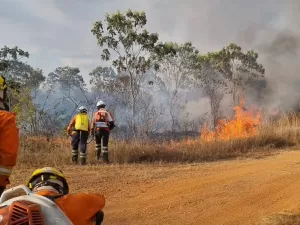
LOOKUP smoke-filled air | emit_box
[2,0,300,139]
[3,1,300,225]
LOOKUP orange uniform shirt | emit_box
[91,108,113,132]
[0,110,19,187]
[35,190,105,225]
[56,193,105,225]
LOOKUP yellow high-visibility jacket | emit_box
[67,113,90,133]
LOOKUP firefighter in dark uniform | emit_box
[91,101,115,163]
[67,106,90,165]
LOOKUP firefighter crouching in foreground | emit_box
[91,100,115,163]
[0,75,19,196]
[67,106,90,165]
[26,167,105,225]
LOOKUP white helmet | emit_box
[96,100,105,107]
[78,106,87,113]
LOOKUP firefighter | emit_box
[67,106,90,165]
[26,167,105,225]
[0,75,19,196]
[91,100,115,163]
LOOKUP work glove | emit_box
[94,210,104,225]
[109,121,116,130]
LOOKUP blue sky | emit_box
[0,0,292,86]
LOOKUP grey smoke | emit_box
[2,0,300,121]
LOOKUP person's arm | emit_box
[67,116,76,134]
[90,113,95,134]
[0,111,19,191]
[106,112,115,130]
[106,111,113,122]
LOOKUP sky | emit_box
[0,0,299,94]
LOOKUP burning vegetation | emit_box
[201,99,262,141]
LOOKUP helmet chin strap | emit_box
[33,185,59,193]
[32,179,65,195]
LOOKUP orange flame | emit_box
[201,99,262,141]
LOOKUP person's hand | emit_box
[109,122,116,130]
[67,128,71,135]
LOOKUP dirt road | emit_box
[11,150,300,224]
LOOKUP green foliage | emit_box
[198,43,266,105]
[89,66,116,92]
[91,9,177,134]
[91,9,176,75]
[0,46,29,71]
[10,87,37,130]
[158,42,201,91]
[47,66,86,90]
[199,43,265,82]
[3,61,45,89]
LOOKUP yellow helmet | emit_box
[0,75,7,90]
[26,167,69,195]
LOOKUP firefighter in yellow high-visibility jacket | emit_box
[0,75,19,196]
[67,106,90,165]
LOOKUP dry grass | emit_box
[261,212,300,225]
[16,114,300,168]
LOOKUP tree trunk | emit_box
[131,96,137,137]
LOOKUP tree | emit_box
[0,45,30,103]
[202,43,265,106]
[156,42,200,132]
[196,61,227,128]
[3,61,45,89]
[89,66,117,92]
[91,9,176,135]
[0,46,29,71]
[46,66,95,124]
[47,66,86,91]
[0,46,36,113]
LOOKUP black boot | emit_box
[102,152,109,163]
[80,157,86,165]
[95,210,104,225]
[96,150,101,160]
[72,149,78,164]
[95,143,101,160]
[72,155,78,164]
